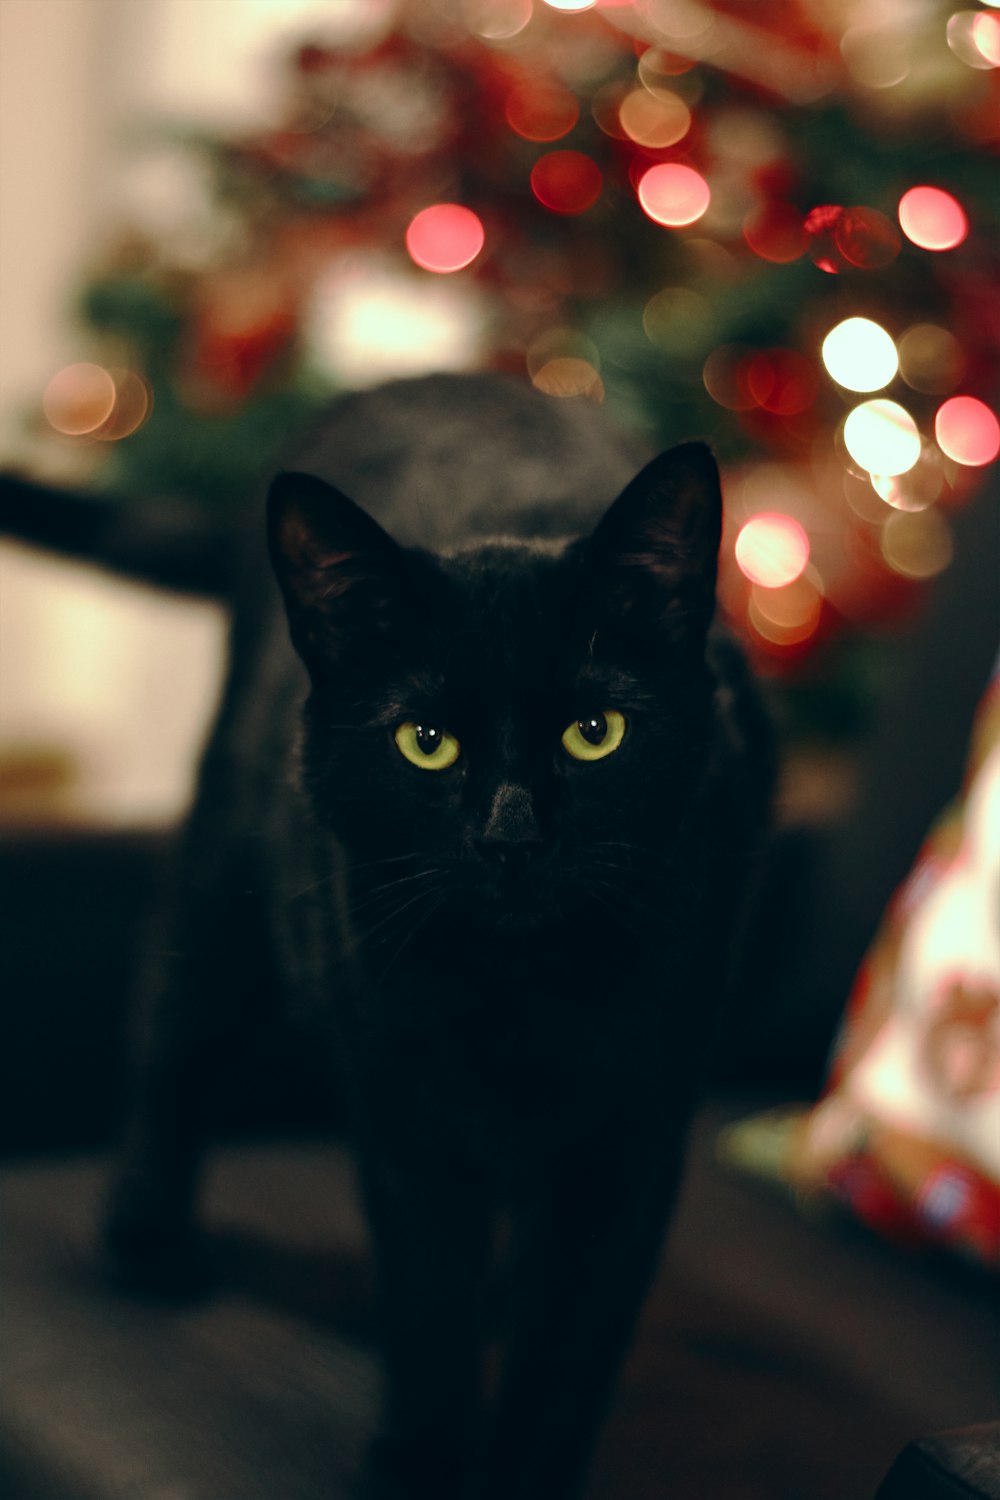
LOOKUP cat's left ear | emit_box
[585,442,722,650]
[268,470,411,674]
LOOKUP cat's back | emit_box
[286,372,649,549]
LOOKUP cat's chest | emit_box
[347,942,691,1182]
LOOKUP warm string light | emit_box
[947,10,1000,69]
[637,163,710,226]
[530,150,603,214]
[843,399,922,477]
[821,319,898,393]
[57,1,994,669]
[42,363,151,441]
[406,204,485,272]
[935,396,1000,467]
[735,513,810,588]
[898,186,968,251]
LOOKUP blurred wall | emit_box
[0,2,393,830]
[0,0,109,457]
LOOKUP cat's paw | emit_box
[101,1179,217,1301]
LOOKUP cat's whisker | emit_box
[288,851,427,904]
[354,876,449,944]
[346,850,428,874]
[376,888,451,983]
[583,875,652,943]
[347,868,447,921]
[588,850,682,893]
[352,866,445,903]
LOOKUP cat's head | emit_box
[268,444,722,936]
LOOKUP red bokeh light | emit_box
[406,204,485,273]
[834,206,901,270]
[746,350,818,415]
[804,203,845,273]
[505,81,579,142]
[898,187,968,251]
[530,151,603,215]
[743,201,807,263]
[935,396,1000,467]
[637,163,710,227]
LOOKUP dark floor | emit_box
[3,1101,997,1500]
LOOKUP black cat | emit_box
[104,373,774,1500]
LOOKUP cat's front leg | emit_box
[479,1128,686,1500]
[102,849,259,1296]
[353,1145,493,1500]
[102,941,222,1296]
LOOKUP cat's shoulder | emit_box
[707,626,776,796]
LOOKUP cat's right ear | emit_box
[267,471,408,673]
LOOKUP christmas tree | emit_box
[38,0,999,741]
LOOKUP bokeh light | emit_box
[591,82,630,139]
[97,369,152,442]
[881,509,953,579]
[541,0,594,11]
[742,202,807,263]
[947,10,1000,68]
[870,449,944,512]
[821,318,898,392]
[833,207,901,270]
[506,80,579,141]
[841,25,910,88]
[934,396,1000,467]
[898,324,966,394]
[735,513,810,587]
[637,45,698,86]
[530,151,602,214]
[843,469,891,525]
[637,164,710,228]
[804,204,846,273]
[526,326,600,377]
[463,0,533,40]
[643,287,713,358]
[531,357,604,399]
[749,574,823,647]
[843,400,921,476]
[702,345,757,411]
[406,204,485,273]
[746,350,817,415]
[43,363,117,436]
[974,12,1000,64]
[618,88,690,148]
[898,186,968,251]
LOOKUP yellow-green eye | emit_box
[561,710,627,762]
[394,721,461,771]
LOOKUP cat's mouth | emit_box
[458,862,573,932]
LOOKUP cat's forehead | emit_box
[416,539,625,718]
[435,537,575,646]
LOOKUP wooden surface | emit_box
[3,1104,997,1500]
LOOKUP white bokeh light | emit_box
[306,257,487,386]
[821,317,898,392]
[844,399,921,476]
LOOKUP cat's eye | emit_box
[394,721,461,771]
[561,710,627,762]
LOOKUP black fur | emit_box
[104,373,774,1500]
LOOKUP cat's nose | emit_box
[475,835,546,870]
[477,782,547,873]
